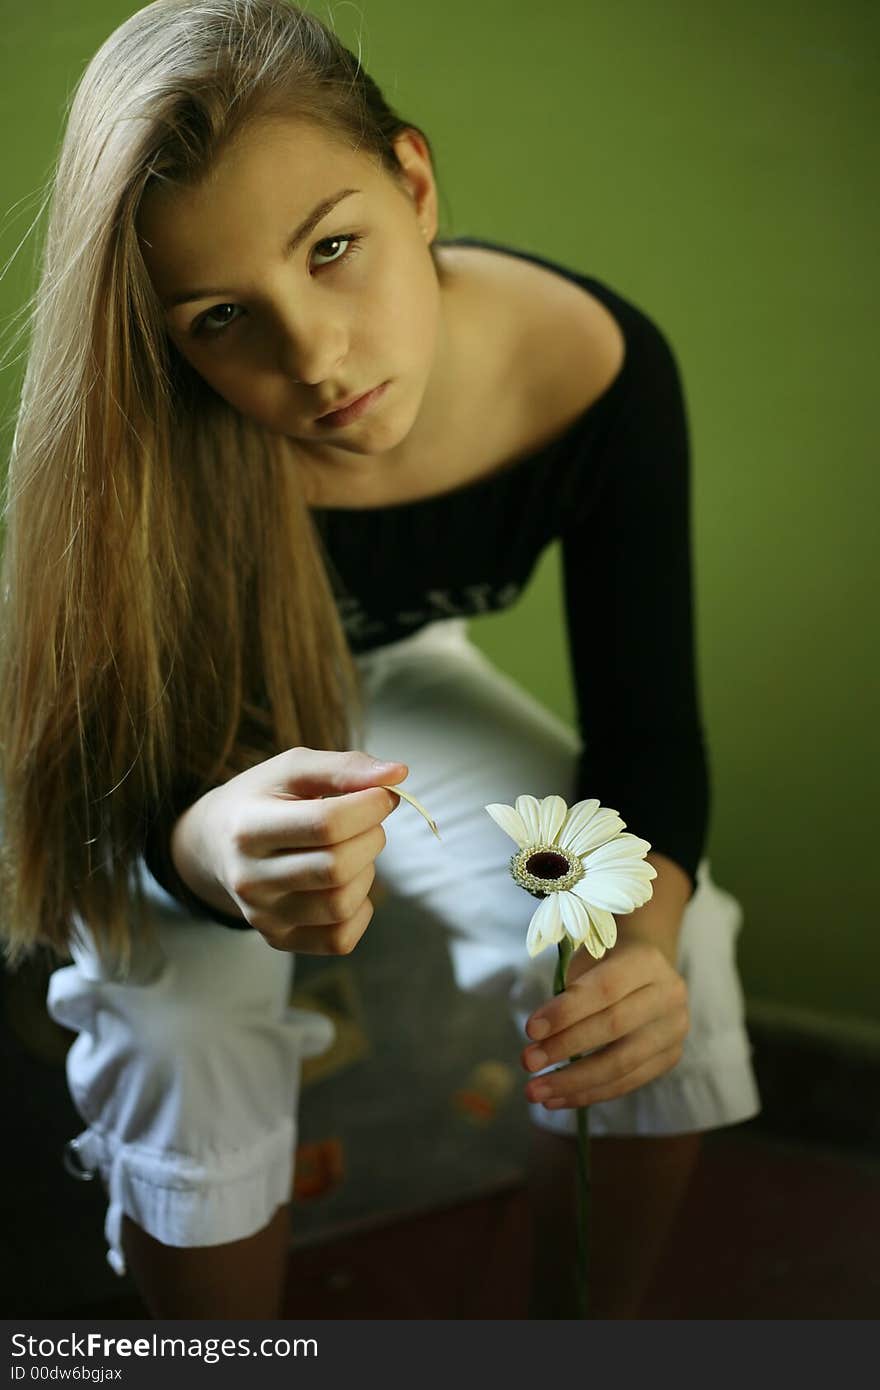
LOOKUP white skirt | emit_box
[47,618,761,1275]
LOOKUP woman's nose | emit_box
[275,304,348,386]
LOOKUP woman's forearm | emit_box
[614,851,692,968]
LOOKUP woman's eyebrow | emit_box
[163,187,362,308]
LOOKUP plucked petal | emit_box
[515,795,544,845]
[562,800,627,857]
[484,802,530,848]
[525,893,565,958]
[539,795,570,846]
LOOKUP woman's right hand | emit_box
[169,747,409,954]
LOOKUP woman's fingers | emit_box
[251,859,376,930]
[217,783,395,952]
[525,1007,690,1107]
[253,746,408,801]
[229,785,400,856]
[174,749,407,936]
[522,981,664,1074]
[257,889,376,956]
[231,822,387,897]
[536,1040,687,1110]
[281,820,388,890]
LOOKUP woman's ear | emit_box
[390,127,439,242]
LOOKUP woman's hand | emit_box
[520,936,690,1110]
[170,747,408,954]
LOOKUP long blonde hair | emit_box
[0,0,445,974]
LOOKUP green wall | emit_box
[2,2,876,1023]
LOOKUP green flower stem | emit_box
[555,937,590,1319]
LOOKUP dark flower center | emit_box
[525,850,570,881]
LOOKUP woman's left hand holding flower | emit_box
[522,933,690,1111]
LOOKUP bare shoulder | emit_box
[449,241,626,455]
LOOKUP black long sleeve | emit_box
[561,309,710,897]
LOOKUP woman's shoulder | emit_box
[439,235,628,458]
[445,233,681,393]
[446,237,691,478]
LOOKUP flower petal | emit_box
[558,890,592,949]
[525,893,565,958]
[585,902,618,951]
[538,795,569,846]
[586,920,610,959]
[572,869,654,914]
[562,800,627,856]
[558,889,611,960]
[573,834,657,912]
[514,795,544,845]
[484,802,530,848]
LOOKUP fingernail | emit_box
[525,1047,548,1071]
[528,1017,551,1041]
[370,758,404,771]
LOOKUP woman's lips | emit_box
[316,381,389,427]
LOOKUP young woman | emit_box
[0,0,761,1318]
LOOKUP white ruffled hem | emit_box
[63,1118,296,1277]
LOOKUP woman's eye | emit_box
[311,232,362,268]
[196,303,242,335]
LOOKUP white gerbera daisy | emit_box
[484,794,657,959]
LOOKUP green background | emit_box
[1,2,876,1025]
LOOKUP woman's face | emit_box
[137,116,441,461]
